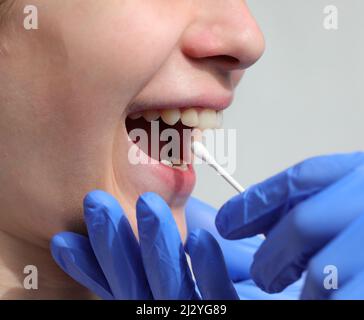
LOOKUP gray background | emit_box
[193,0,364,208]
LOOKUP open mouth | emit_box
[125,107,223,171]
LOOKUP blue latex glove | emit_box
[216,152,364,299]
[51,190,240,300]
[185,197,302,299]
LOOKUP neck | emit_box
[0,229,94,299]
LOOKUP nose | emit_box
[181,0,265,71]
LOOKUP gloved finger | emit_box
[233,278,303,300]
[84,190,152,300]
[50,232,114,300]
[301,213,364,300]
[186,197,262,282]
[185,229,239,300]
[331,270,364,300]
[137,192,199,300]
[251,165,364,293]
[216,152,364,239]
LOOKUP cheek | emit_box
[58,1,188,101]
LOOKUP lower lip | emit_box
[127,140,196,197]
[151,162,196,196]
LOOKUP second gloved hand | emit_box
[216,152,364,299]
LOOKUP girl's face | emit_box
[0,0,264,245]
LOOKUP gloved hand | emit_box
[216,152,364,299]
[185,197,302,300]
[51,190,240,300]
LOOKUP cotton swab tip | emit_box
[191,141,209,161]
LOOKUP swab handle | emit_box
[209,162,245,193]
[191,141,245,193]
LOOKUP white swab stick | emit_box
[191,141,245,193]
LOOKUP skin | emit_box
[0,0,264,298]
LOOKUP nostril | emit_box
[214,55,240,64]
[204,55,241,69]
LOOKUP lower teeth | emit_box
[160,159,188,171]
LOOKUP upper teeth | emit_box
[161,109,181,126]
[143,110,160,122]
[128,108,223,130]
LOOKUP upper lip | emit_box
[125,93,234,115]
